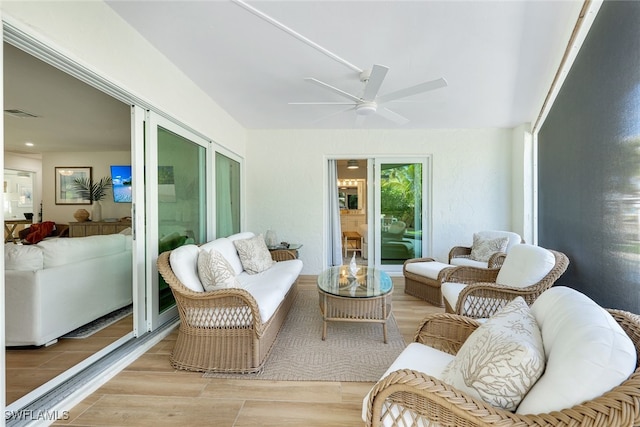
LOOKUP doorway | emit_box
[336,159,368,266]
[329,156,431,273]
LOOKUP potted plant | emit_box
[72,176,112,221]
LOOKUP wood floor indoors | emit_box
[5,313,133,405]
[24,275,441,427]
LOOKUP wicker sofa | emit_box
[157,232,302,373]
[363,286,640,426]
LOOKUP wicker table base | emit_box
[317,265,393,344]
[318,290,392,343]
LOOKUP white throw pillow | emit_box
[469,234,509,262]
[233,234,275,275]
[442,297,545,411]
[197,249,240,291]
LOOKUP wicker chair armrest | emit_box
[487,252,507,268]
[269,249,296,262]
[448,246,471,263]
[413,313,480,355]
[440,265,500,284]
[367,367,640,427]
[455,282,544,318]
[366,369,520,427]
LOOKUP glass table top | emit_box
[317,265,393,298]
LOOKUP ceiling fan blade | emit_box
[362,64,389,100]
[305,78,362,103]
[310,105,355,124]
[377,107,410,126]
[289,102,356,105]
[378,77,448,104]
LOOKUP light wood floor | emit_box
[5,313,133,405]
[50,276,442,427]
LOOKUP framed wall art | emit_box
[55,166,92,205]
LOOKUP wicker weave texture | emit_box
[403,257,451,307]
[366,309,640,427]
[157,250,298,373]
[442,249,569,318]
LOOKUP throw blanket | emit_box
[25,221,56,244]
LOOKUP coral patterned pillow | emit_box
[233,234,275,274]
[441,297,545,411]
[197,249,240,291]
[469,234,509,262]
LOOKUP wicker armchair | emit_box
[441,245,569,318]
[448,230,523,268]
[365,308,640,427]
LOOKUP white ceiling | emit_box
[3,1,585,156]
[107,0,584,130]
[3,43,131,156]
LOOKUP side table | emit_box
[268,243,302,259]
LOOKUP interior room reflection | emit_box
[337,159,367,265]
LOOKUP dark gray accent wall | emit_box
[538,0,640,312]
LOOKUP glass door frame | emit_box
[145,112,212,330]
[213,143,244,238]
[372,156,432,273]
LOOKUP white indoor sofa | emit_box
[5,233,133,346]
[157,231,303,373]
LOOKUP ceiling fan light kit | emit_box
[356,102,377,116]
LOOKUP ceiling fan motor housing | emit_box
[356,101,377,115]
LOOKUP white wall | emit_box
[246,128,514,274]
[1,1,247,156]
[42,151,132,224]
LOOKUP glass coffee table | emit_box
[317,265,393,343]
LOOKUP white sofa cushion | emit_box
[197,248,240,291]
[5,243,43,271]
[442,297,545,411]
[200,236,245,275]
[238,259,302,322]
[169,244,204,292]
[495,244,555,287]
[233,234,275,274]
[404,261,451,280]
[362,342,455,425]
[441,282,467,311]
[516,286,637,414]
[469,233,509,262]
[449,257,487,268]
[38,234,127,268]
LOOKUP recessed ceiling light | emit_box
[24,142,34,147]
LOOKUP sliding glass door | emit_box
[147,113,210,328]
[215,151,241,237]
[374,158,430,272]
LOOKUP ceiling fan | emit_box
[290,64,447,125]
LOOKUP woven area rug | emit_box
[203,289,406,382]
[62,304,133,339]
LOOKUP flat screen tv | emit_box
[110,165,132,203]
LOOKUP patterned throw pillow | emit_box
[197,249,240,291]
[469,234,509,262]
[233,234,275,275]
[441,297,545,411]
